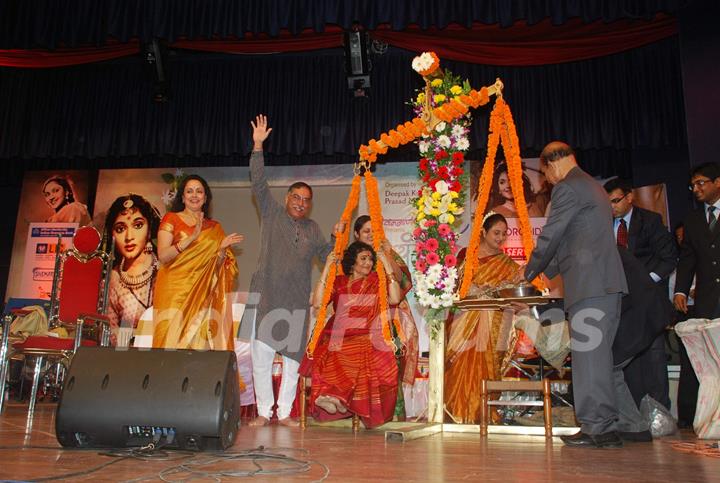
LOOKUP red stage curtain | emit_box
[0,15,676,68]
[0,41,141,68]
[372,15,678,66]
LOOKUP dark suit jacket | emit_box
[676,207,720,318]
[614,248,672,364]
[626,206,677,282]
[525,166,628,308]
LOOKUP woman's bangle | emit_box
[174,242,183,253]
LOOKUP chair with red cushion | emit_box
[7,226,113,416]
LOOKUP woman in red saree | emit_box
[353,215,418,420]
[300,241,403,428]
[445,212,525,424]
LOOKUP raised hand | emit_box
[325,251,337,266]
[251,114,273,149]
[379,238,393,256]
[220,233,244,250]
[333,220,347,235]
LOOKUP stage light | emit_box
[344,30,371,97]
[145,39,170,103]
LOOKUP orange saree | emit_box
[444,252,521,424]
[152,212,238,351]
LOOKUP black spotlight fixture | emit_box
[145,39,170,103]
[344,29,371,97]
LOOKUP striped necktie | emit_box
[708,206,717,232]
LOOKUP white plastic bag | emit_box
[640,395,677,437]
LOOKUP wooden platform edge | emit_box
[385,423,443,442]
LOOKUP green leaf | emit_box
[161,173,175,184]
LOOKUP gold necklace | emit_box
[119,255,158,289]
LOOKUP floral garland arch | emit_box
[310,51,539,349]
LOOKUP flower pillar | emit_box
[357,52,506,424]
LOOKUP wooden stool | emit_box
[299,377,360,432]
[480,378,553,438]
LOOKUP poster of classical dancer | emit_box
[8,170,91,300]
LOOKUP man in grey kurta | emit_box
[244,115,333,426]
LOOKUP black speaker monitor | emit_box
[55,347,240,450]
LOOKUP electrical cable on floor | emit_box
[669,440,720,458]
[121,446,330,483]
[0,444,330,482]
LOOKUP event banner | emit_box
[18,223,78,299]
[7,170,91,301]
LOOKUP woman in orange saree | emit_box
[445,212,523,424]
[299,241,403,429]
[152,175,244,350]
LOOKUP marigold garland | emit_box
[459,98,545,297]
[365,170,404,346]
[306,171,399,356]
[354,51,543,339]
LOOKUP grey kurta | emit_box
[242,150,332,362]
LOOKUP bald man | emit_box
[524,142,632,448]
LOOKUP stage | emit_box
[0,403,717,482]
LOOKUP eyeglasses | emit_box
[290,193,312,204]
[689,179,712,191]
[609,193,629,204]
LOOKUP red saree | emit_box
[299,272,398,428]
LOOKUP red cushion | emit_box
[13,335,98,351]
[73,226,101,254]
[58,257,102,323]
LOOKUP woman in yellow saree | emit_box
[152,175,244,350]
[445,212,523,424]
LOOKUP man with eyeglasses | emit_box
[675,163,720,318]
[603,178,677,418]
[675,162,720,320]
[243,115,336,427]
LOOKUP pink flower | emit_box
[424,220,437,227]
[426,252,440,265]
[415,241,425,252]
[425,238,439,251]
[413,227,423,238]
[438,224,451,236]
[444,254,457,267]
[415,259,427,272]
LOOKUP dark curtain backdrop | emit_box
[0,37,686,173]
[0,0,688,49]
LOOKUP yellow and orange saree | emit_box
[444,252,521,424]
[152,212,238,351]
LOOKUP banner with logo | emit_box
[18,223,78,299]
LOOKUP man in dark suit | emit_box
[674,163,720,428]
[604,178,677,409]
[674,162,720,319]
[524,142,634,448]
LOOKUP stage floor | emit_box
[0,402,718,482]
